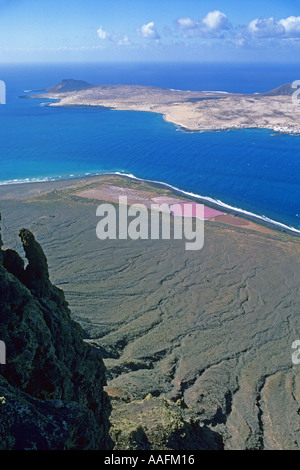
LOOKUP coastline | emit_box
[14,84,300,235]
[41,98,300,135]
[32,82,300,136]
[45,99,300,136]
[0,172,299,238]
[2,169,300,450]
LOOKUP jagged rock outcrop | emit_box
[0,216,112,449]
[109,393,223,450]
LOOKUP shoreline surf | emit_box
[0,170,299,236]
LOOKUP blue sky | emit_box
[0,0,300,63]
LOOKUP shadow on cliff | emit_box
[0,215,113,450]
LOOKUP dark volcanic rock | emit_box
[1,184,300,450]
[0,218,112,449]
[109,394,223,450]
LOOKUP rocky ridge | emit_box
[0,215,112,449]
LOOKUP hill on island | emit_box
[261,82,295,96]
[46,79,297,97]
[46,79,95,93]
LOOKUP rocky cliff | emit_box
[109,393,223,450]
[0,215,112,450]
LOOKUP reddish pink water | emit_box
[170,202,224,220]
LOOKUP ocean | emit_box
[0,62,300,232]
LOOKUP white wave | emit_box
[112,172,300,235]
[202,90,229,94]
[0,176,55,185]
[169,88,193,92]
[1,170,299,235]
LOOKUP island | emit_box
[34,79,300,134]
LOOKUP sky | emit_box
[0,0,300,63]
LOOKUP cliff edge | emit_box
[0,215,112,450]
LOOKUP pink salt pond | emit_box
[170,202,224,220]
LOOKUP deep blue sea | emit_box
[0,62,300,232]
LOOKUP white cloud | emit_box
[139,21,160,39]
[117,35,132,46]
[97,26,131,46]
[248,17,284,37]
[97,26,109,40]
[203,10,231,31]
[176,10,231,38]
[176,17,196,30]
[279,16,300,37]
[248,15,300,38]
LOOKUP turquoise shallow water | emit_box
[0,64,300,232]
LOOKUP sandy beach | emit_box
[1,174,300,449]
